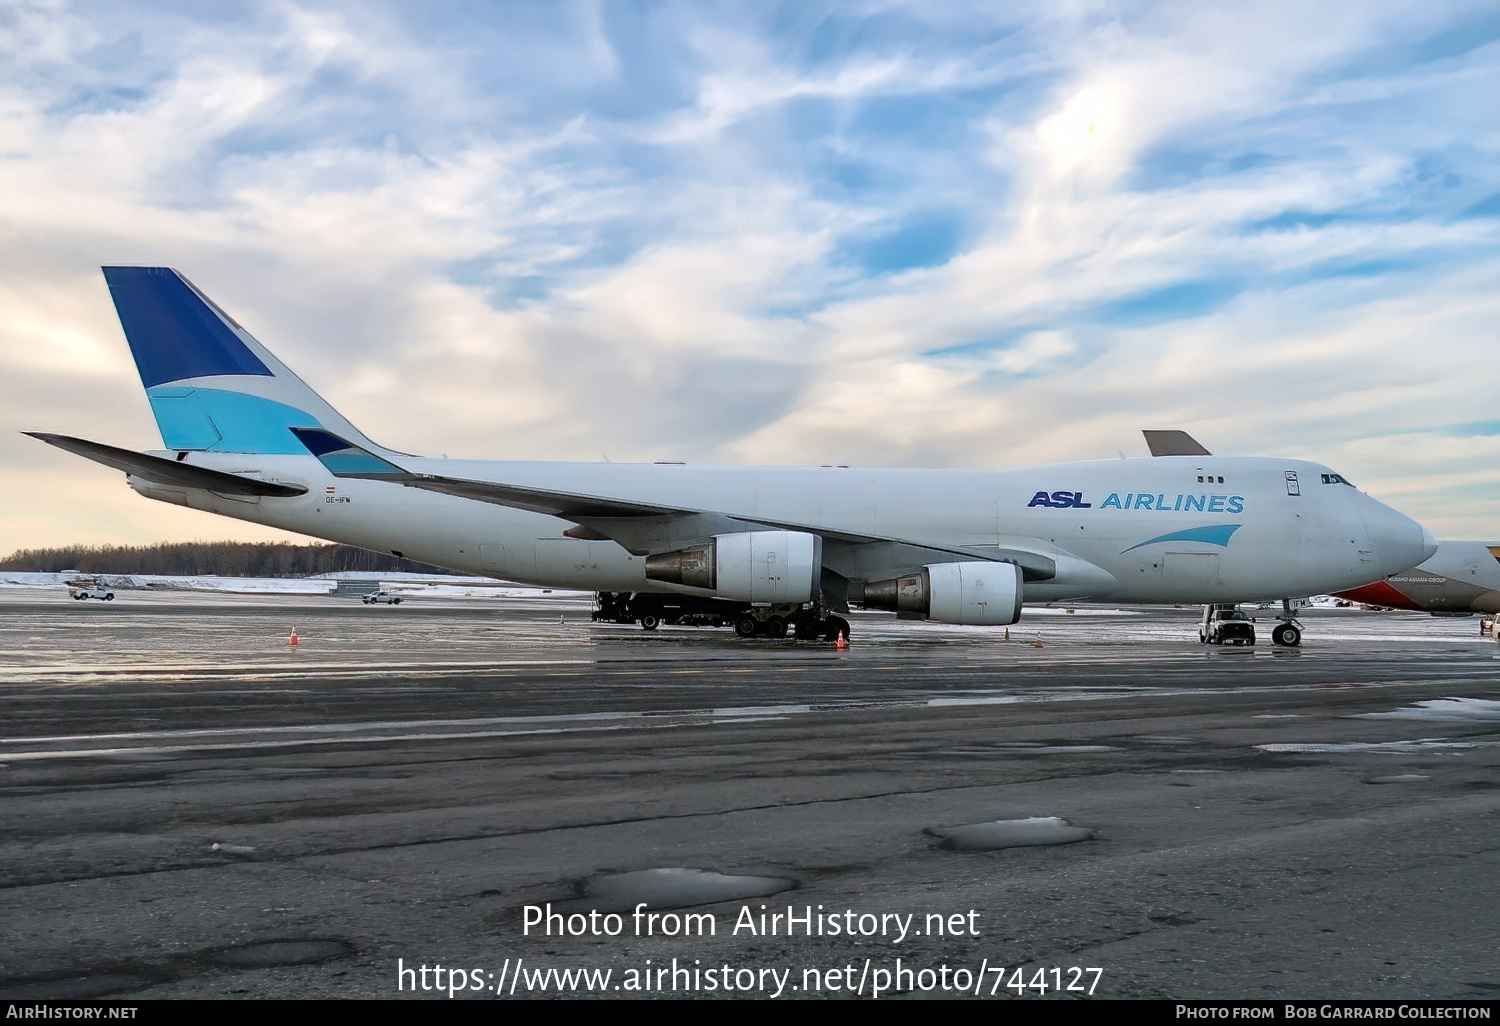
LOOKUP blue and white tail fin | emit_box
[103,266,390,456]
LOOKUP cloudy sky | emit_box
[2,0,1498,550]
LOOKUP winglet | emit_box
[1143,430,1212,457]
[289,427,413,479]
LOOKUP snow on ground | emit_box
[0,571,586,599]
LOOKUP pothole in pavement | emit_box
[556,867,796,912]
[926,817,1094,851]
[209,939,354,968]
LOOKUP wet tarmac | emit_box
[1,592,1497,1000]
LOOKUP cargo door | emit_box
[534,538,607,587]
[1162,551,1220,600]
[479,542,535,581]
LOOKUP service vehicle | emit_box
[1199,604,1256,645]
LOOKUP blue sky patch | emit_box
[845,211,966,274]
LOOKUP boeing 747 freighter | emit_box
[27,267,1436,645]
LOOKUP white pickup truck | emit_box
[69,584,115,601]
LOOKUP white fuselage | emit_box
[130,450,1431,606]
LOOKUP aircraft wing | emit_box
[290,428,1057,580]
[25,432,309,497]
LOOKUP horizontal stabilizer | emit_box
[1143,429,1211,457]
[24,432,308,497]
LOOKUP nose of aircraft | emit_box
[1419,523,1439,562]
[1358,493,1438,573]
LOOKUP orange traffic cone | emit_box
[288,627,299,647]
[1033,634,1044,648]
[835,631,848,650]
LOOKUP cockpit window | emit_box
[1321,473,1355,487]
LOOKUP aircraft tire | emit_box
[792,616,821,640]
[640,614,660,631]
[734,616,759,638]
[1273,623,1301,647]
[823,615,851,642]
[763,616,788,640]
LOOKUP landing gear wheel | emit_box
[763,616,788,640]
[823,615,851,642]
[793,616,821,640]
[640,614,660,631]
[734,616,759,638]
[1272,623,1301,647]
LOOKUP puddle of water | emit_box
[209,940,353,968]
[926,817,1094,851]
[1367,774,1431,784]
[990,742,1120,753]
[577,868,795,912]
[1353,698,1500,723]
[0,975,150,1000]
[1258,740,1500,754]
[933,744,1119,756]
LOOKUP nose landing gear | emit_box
[1273,598,1303,647]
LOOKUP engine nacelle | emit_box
[644,530,820,604]
[863,561,1023,625]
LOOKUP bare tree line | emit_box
[0,541,463,578]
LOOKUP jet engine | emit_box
[863,561,1023,625]
[644,530,820,604]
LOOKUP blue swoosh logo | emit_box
[1122,524,1242,553]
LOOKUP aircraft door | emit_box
[534,538,611,587]
[479,542,536,581]
[479,544,506,572]
[1161,552,1220,601]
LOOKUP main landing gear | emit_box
[594,592,852,644]
[734,612,849,641]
